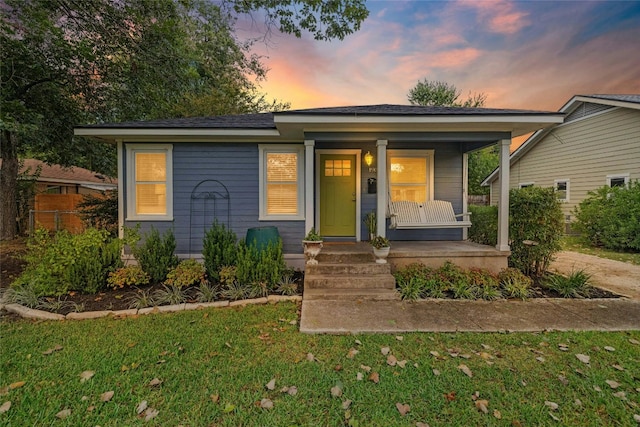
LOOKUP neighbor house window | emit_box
[554,179,570,202]
[259,145,304,220]
[519,182,534,188]
[126,144,173,220]
[388,150,434,203]
[607,174,629,188]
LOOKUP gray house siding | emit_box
[123,142,305,255]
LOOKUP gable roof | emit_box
[75,104,563,142]
[2,159,117,190]
[482,94,640,186]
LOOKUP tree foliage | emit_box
[0,0,369,239]
[407,79,487,108]
[468,146,499,196]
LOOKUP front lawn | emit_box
[1,303,639,426]
[561,236,640,266]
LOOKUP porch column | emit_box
[462,152,469,241]
[376,139,388,238]
[497,138,511,251]
[304,140,315,234]
[116,139,124,240]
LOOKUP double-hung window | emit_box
[554,179,570,202]
[388,150,434,203]
[259,145,304,220]
[607,174,629,188]
[126,144,173,220]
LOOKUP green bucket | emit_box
[246,226,280,251]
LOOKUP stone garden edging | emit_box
[1,295,302,321]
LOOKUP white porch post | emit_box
[462,152,469,241]
[304,140,315,234]
[376,140,388,238]
[116,139,124,240]
[497,138,511,251]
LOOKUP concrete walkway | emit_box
[300,298,640,334]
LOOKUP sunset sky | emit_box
[245,0,640,113]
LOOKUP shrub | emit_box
[195,282,218,303]
[165,259,207,288]
[77,190,118,237]
[573,181,640,252]
[544,270,593,298]
[202,221,238,282]
[235,239,285,288]
[132,227,179,284]
[498,268,533,299]
[13,228,123,296]
[468,205,498,246]
[398,276,426,301]
[107,266,150,289]
[277,274,299,296]
[509,187,564,277]
[153,284,188,305]
[220,281,249,301]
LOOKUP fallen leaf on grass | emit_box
[549,412,560,421]
[100,391,114,402]
[42,345,63,355]
[354,339,362,346]
[475,399,489,414]
[381,347,391,356]
[342,399,352,410]
[444,392,456,401]
[458,364,473,378]
[223,403,236,413]
[260,398,273,409]
[395,402,410,416]
[148,378,162,387]
[334,364,343,371]
[56,409,71,419]
[628,338,639,345]
[347,348,359,359]
[604,346,615,352]
[576,354,590,364]
[211,394,220,403]
[0,401,10,414]
[330,385,343,397]
[594,385,602,392]
[612,364,625,371]
[360,365,371,372]
[397,360,407,368]
[633,414,640,422]
[613,391,627,400]
[369,372,380,384]
[558,343,569,351]
[87,405,96,412]
[493,409,502,419]
[9,381,25,390]
[606,380,621,389]
[558,375,569,386]
[432,369,441,376]
[479,352,493,360]
[144,407,159,421]
[265,378,276,390]
[536,356,546,363]
[356,372,363,381]
[137,401,148,414]
[306,353,317,362]
[79,371,95,383]
[429,351,440,358]
[395,336,404,341]
[387,355,397,366]
[280,386,298,396]
[545,401,559,410]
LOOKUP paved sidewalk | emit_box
[300,298,640,334]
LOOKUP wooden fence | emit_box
[30,194,84,233]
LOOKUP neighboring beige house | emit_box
[482,94,640,227]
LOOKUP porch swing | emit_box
[387,199,472,230]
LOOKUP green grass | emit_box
[1,302,639,426]
[562,235,640,265]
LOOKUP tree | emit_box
[468,146,499,196]
[0,0,369,239]
[407,80,486,108]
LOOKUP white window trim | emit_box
[125,144,173,221]
[387,149,435,202]
[606,173,630,188]
[259,144,305,221]
[519,182,535,188]
[554,179,570,203]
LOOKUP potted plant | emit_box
[302,227,323,265]
[370,235,390,264]
[363,211,376,241]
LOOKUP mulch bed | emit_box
[0,238,620,317]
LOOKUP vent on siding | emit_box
[565,102,614,123]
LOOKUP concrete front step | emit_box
[316,252,374,264]
[304,274,396,289]
[304,288,400,301]
[306,262,391,276]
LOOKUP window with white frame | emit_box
[126,144,173,220]
[259,145,304,220]
[554,179,570,202]
[607,174,629,188]
[519,182,534,188]
[388,150,434,203]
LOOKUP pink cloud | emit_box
[457,0,530,34]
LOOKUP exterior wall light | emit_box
[364,151,374,167]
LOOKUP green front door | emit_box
[320,154,357,236]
